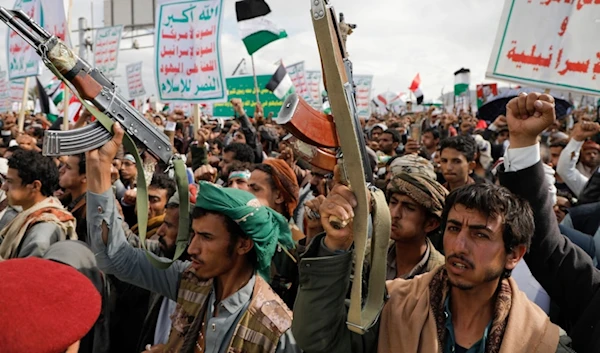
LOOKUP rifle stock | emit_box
[277,93,339,148]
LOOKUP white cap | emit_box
[8,140,18,148]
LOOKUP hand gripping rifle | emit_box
[288,0,391,334]
[0,8,190,269]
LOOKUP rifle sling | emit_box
[48,63,190,270]
[311,1,391,334]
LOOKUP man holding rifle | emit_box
[86,123,301,353]
[292,93,574,353]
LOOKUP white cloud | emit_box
[0,0,507,102]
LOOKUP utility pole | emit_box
[78,17,88,60]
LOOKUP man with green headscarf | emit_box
[85,123,300,353]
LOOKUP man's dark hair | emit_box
[224,142,255,164]
[175,122,184,132]
[381,129,401,144]
[423,127,441,140]
[441,183,534,278]
[440,135,477,162]
[150,173,177,200]
[549,139,568,149]
[74,153,86,175]
[208,139,223,151]
[31,127,45,140]
[8,149,59,197]
[388,122,401,129]
[191,207,257,266]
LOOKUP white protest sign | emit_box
[0,72,9,113]
[126,62,146,98]
[155,0,226,102]
[353,75,373,118]
[94,25,123,77]
[7,0,41,79]
[40,0,70,45]
[286,61,310,102]
[10,79,25,103]
[167,102,192,116]
[306,70,322,109]
[487,0,600,94]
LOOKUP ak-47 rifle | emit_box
[0,8,173,161]
[279,0,391,334]
[0,8,190,268]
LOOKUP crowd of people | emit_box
[1,91,600,353]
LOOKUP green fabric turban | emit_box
[195,181,294,280]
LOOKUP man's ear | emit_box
[274,190,285,205]
[505,244,527,272]
[31,180,42,194]
[237,237,254,256]
[424,217,440,234]
[468,160,477,172]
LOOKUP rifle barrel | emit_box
[0,7,52,50]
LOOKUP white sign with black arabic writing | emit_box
[487,0,600,94]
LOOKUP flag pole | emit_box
[250,55,261,106]
[18,77,30,134]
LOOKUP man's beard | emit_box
[158,237,176,259]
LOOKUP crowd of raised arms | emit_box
[2,92,600,353]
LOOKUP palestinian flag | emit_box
[454,68,470,97]
[36,77,60,123]
[409,73,424,105]
[265,63,294,99]
[236,0,287,55]
[45,78,65,106]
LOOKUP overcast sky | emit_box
[0,0,507,101]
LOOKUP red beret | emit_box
[582,140,600,152]
[0,257,101,353]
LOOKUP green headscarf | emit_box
[195,181,294,280]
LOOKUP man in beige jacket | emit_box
[292,92,573,353]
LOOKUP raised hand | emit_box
[319,184,357,251]
[86,123,125,194]
[505,92,556,148]
[571,121,600,142]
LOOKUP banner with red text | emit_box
[354,75,373,118]
[155,0,226,102]
[7,0,41,79]
[306,70,322,109]
[94,25,123,78]
[487,0,600,94]
[126,62,146,99]
[41,0,70,45]
[286,61,310,103]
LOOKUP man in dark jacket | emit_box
[498,93,600,353]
